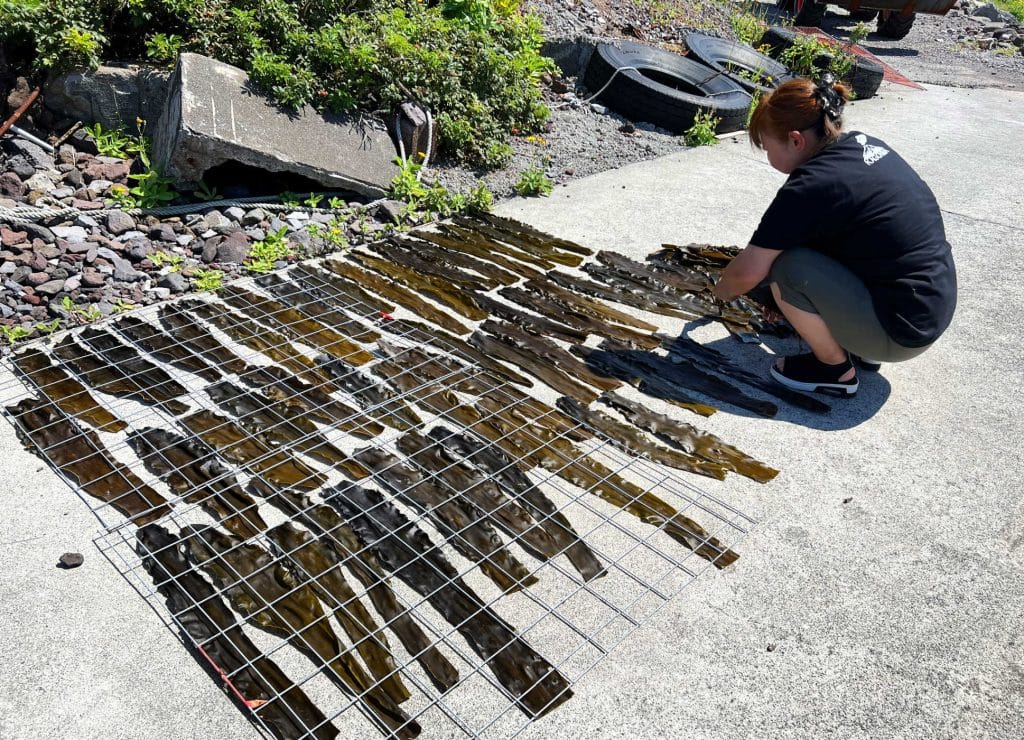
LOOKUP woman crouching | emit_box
[712,75,957,397]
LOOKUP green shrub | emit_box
[684,110,719,147]
[514,164,553,196]
[0,0,555,167]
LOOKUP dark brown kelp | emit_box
[158,304,252,376]
[594,340,778,418]
[205,382,362,472]
[266,523,411,706]
[179,410,326,492]
[368,238,494,291]
[114,315,222,383]
[53,333,189,415]
[555,396,728,480]
[12,347,126,432]
[543,270,693,321]
[409,228,545,282]
[523,277,658,331]
[316,355,422,431]
[182,525,420,739]
[659,334,831,414]
[286,264,393,318]
[325,483,573,718]
[599,391,778,483]
[353,446,537,592]
[571,344,717,417]
[396,431,563,564]
[439,222,555,270]
[426,426,607,582]
[128,427,267,539]
[258,486,460,693]
[475,396,739,568]
[221,286,374,365]
[596,250,708,292]
[469,213,593,257]
[390,234,520,286]
[474,294,588,343]
[468,331,599,404]
[184,301,339,392]
[138,524,338,740]
[10,397,170,524]
[238,365,384,438]
[322,259,471,336]
[345,251,488,320]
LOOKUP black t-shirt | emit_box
[751,131,957,348]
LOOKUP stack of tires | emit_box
[582,32,882,137]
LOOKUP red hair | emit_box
[748,77,851,149]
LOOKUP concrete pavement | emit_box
[1,80,1021,739]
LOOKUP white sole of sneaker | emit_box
[769,366,859,397]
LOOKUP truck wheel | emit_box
[793,0,827,27]
[848,9,878,21]
[777,0,797,11]
[877,11,915,39]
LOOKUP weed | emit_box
[466,183,494,213]
[779,34,855,82]
[730,7,767,47]
[685,110,720,147]
[848,21,871,48]
[35,318,62,336]
[1,325,32,345]
[995,45,1019,57]
[113,299,135,314]
[194,180,221,202]
[306,219,350,252]
[84,122,143,160]
[245,227,293,273]
[61,296,101,323]
[193,269,225,292]
[126,148,177,208]
[304,193,324,208]
[148,250,182,272]
[279,191,301,209]
[514,165,553,196]
[146,32,181,64]
[746,90,762,129]
[328,196,346,210]
[993,0,1024,22]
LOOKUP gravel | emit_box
[1,0,1020,347]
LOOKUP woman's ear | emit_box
[788,130,806,150]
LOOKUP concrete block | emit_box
[44,65,170,130]
[152,53,396,197]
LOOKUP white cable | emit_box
[553,65,640,109]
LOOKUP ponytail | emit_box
[748,75,851,149]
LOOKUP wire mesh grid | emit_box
[0,252,755,739]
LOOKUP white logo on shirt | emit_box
[855,134,889,166]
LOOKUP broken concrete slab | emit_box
[44,65,170,131]
[152,53,397,198]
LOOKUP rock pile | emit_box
[948,1,1024,54]
[0,131,402,346]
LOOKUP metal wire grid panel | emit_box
[0,260,754,739]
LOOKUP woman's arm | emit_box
[712,244,783,302]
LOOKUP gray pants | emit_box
[768,249,928,363]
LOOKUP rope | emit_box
[553,66,641,109]
[0,191,390,226]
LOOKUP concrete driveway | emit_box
[1,81,1021,739]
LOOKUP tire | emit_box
[684,33,796,95]
[583,40,752,134]
[757,26,883,100]
[776,0,797,11]
[793,0,827,27]
[848,9,878,20]
[877,11,915,39]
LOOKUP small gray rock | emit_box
[62,168,84,188]
[157,271,189,293]
[112,256,146,282]
[590,103,608,115]
[106,211,136,235]
[8,155,36,180]
[63,275,82,292]
[35,279,66,296]
[58,552,84,569]
[216,233,250,264]
[11,266,32,284]
[74,214,99,229]
[224,206,246,222]
[22,223,55,243]
[149,287,172,300]
[24,173,56,193]
[51,225,88,243]
[374,199,405,224]
[203,211,232,230]
[243,208,268,225]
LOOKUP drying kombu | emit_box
[542,269,693,321]
[52,333,189,415]
[182,525,420,739]
[256,271,382,343]
[9,396,170,524]
[522,277,658,331]
[439,222,554,270]
[473,293,588,344]
[555,396,729,481]
[256,485,460,693]
[137,524,338,740]
[659,334,831,414]
[599,391,778,483]
[390,234,519,286]
[114,315,223,383]
[468,213,592,257]
[128,427,267,539]
[316,355,422,431]
[448,216,583,268]
[352,446,537,593]
[158,305,252,376]
[265,523,411,706]
[426,426,606,582]
[12,347,126,432]
[408,229,545,282]
[325,482,574,718]
[284,264,393,318]
[475,396,739,568]
[395,430,563,564]
[321,259,471,336]
[221,286,374,365]
[369,238,494,291]
[468,331,599,404]
[345,250,488,320]
[595,250,708,293]
[179,410,326,492]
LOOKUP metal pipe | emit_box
[9,124,54,153]
[0,86,41,138]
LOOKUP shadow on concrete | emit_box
[686,325,892,431]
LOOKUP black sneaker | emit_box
[850,353,882,372]
[770,352,858,397]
